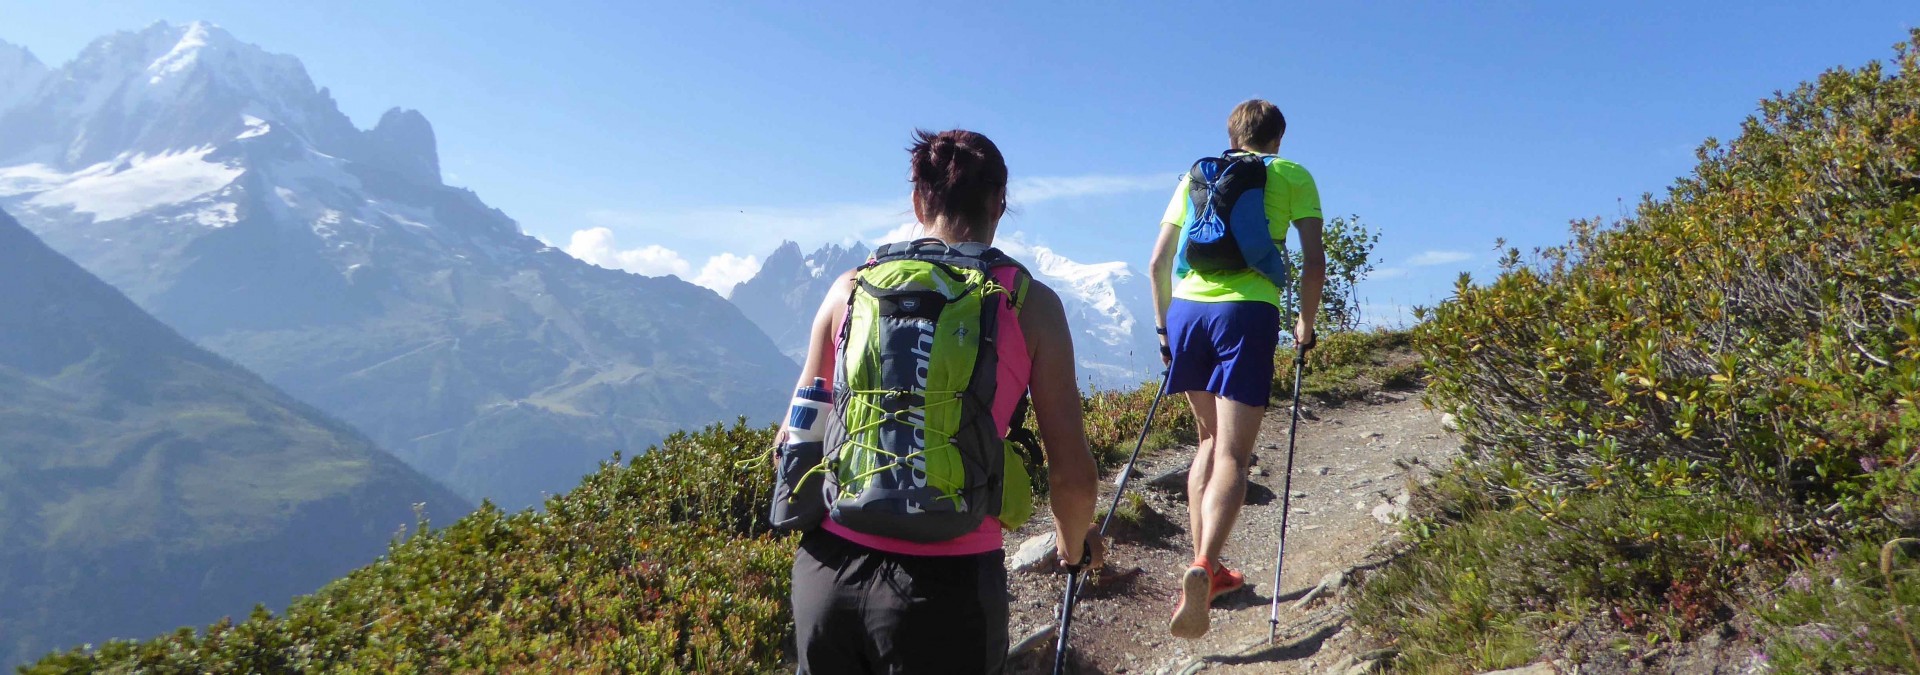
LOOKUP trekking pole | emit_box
[1268,351,1307,644]
[1053,367,1173,674]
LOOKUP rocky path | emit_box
[1003,389,1459,674]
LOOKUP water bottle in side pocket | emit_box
[770,378,831,532]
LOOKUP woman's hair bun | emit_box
[909,129,1007,227]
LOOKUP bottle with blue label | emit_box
[770,377,832,531]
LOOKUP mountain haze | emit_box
[0,22,794,507]
[0,208,469,670]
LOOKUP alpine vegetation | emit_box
[1355,31,1920,673]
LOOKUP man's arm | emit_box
[1292,217,1325,347]
[1149,223,1180,362]
[1149,177,1187,362]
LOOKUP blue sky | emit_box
[3,2,1916,322]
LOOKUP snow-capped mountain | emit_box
[728,240,870,361]
[1002,238,1162,390]
[0,22,794,508]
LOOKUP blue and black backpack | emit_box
[1178,150,1292,287]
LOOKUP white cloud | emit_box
[579,172,1169,253]
[868,222,926,246]
[563,227,762,294]
[566,227,691,276]
[1408,250,1472,267]
[584,201,914,254]
[693,252,763,296]
[1370,266,1409,280]
[1009,173,1171,204]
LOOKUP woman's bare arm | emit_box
[1020,282,1102,567]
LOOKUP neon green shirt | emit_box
[1159,154,1321,307]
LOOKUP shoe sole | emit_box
[1169,566,1211,639]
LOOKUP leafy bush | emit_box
[1286,215,1380,332]
[1358,30,1920,672]
[1419,30,1919,536]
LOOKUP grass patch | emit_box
[1354,487,1773,674]
[1270,328,1419,405]
[1758,537,1920,673]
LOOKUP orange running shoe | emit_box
[1208,561,1246,602]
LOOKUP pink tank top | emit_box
[822,264,1032,557]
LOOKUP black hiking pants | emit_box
[791,528,1010,674]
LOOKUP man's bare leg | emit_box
[1185,392,1218,549]
[1195,397,1265,564]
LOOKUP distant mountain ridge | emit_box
[0,22,794,508]
[727,240,869,361]
[0,207,469,670]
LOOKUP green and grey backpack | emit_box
[819,238,1038,542]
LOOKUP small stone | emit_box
[1146,467,1190,494]
[1371,503,1402,524]
[1249,465,1266,477]
[1303,524,1321,531]
[1291,491,1308,498]
[1475,664,1558,675]
[1359,431,1384,442]
[1009,533,1057,573]
[1440,412,1459,431]
[1343,662,1382,675]
[1316,466,1332,476]
[1353,501,1367,510]
[1326,655,1358,674]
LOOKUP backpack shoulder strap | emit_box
[1006,390,1042,467]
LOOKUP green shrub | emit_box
[1417,30,1919,538]
[1358,30,1920,670]
[1284,214,1381,332]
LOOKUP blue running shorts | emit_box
[1165,299,1280,407]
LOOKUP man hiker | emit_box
[1148,99,1326,639]
[773,128,1105,674]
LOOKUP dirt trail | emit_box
[1004,388,1460,674]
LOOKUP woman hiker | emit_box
[777,129,1105,674]
[1149,99,1326,639]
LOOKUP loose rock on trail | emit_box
[1002,389,1459,674]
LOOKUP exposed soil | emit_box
[1001,385,1460,674]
